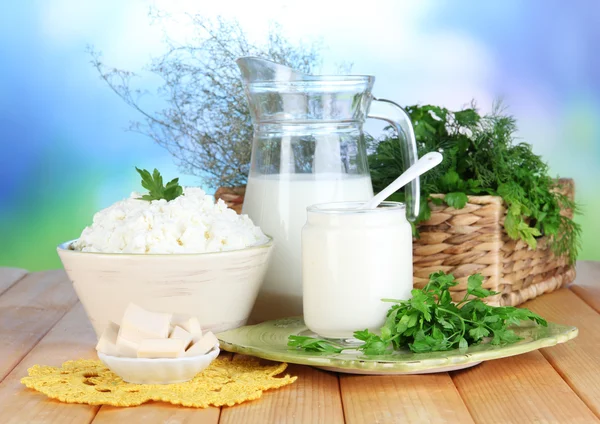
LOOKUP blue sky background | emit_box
[1,0,598,270]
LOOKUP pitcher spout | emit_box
[236,57,309,84]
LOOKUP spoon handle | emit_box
[361,152,443,210]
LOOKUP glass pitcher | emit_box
[236,57,419,322]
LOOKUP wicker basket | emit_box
[214,186,246,214]
[215,179,575,306]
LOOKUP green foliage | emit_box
[287,271,547,355]
[444,192,468,209]
[135,167,183,201]
[368,104,581,263]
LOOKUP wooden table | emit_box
[0,262,599,424]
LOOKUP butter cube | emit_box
[137,338,186,358]
[119,303,172,343]
[169,326,193,350]
[171,315,202,338]
[96,321,120,356]
[185,331,219,357]
[116,334,139,357]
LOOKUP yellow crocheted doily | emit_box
[21,355,297,408]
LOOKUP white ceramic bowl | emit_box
[57,238,272,339]
[98,345,220,384]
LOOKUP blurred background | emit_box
[1,0,598,271]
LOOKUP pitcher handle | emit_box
[367,97,420,221]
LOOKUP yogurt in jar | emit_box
[302,201,413,339]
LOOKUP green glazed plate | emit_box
[217,317,578,375]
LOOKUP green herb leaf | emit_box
[352,329,389,355]
[430,196,444,206]
[440,171,460,191]
[499,329,520,343]
[467,274,497,298]
[135,167,183,202]
[468,324,490,341]
[410,291,433,321]
[444,192,468,209]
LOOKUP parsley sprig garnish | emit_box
[135,167,183,201]
[288,271,547,355]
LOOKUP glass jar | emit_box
[302,201,413,338]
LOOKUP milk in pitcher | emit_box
[244,174,373,321]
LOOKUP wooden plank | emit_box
[340,373,474,424]
[91,356,232,424]
[93,403,220,424]
[0,267,27,296]
[0,303,99,424]
[523,288,600,417]
[0,270,78,381]
[219,360,344,424]
[570,285,600,313]
[571,261,600,312]
[451,350,598,423]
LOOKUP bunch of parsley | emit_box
[368,104,581,263]
[288,271,547,355]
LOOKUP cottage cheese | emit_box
[73,187,268,254]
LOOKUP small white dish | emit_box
[98,345,220,384]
